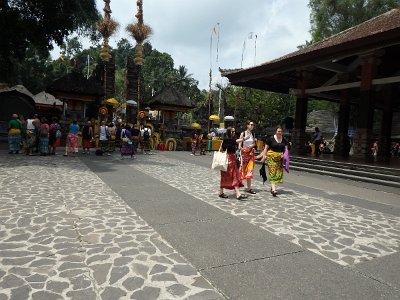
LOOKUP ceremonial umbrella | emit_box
[105,98,119,107]
[126,100,138,106]
[190,122,202,129]
[209,114,220,121]
[223,115,234,121]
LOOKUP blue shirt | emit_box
[69,124,79,134]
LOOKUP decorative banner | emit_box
[99,106,108,115]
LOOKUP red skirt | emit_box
[220,153,243,189]
[83,139,94,149]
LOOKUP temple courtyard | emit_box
[0,150,399,299]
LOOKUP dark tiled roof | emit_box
[146,87,195,109]
[47,71,103,96]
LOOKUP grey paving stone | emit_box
[8,267,30,276]
[130,287,160,300]
[32,291,64,300]
[109,266,129,284]
[29,258,56,267]
[151,273,177,282]
[2,257,35,266]
[0,243,26,250]
[66,288,97,300]
[91,263,112,285]
[166,283,190,297]
[71,275,92,290]
[0,274,25,289]
[10,285,31,300]
[58,262,86,271]
[149,264,168,275]
[46,280,69,294]
[86,254,110,265]
[101,287,127,300]
[131,263,149,279]
[26,274,47,283]
[122,277,145,291]
[0,250,35,258]
[114,256,133,267]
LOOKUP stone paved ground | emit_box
[1,150,399,299]
[0,154,223,300]
[130,153,400,267]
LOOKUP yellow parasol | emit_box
[105,98,119,107]
[209,114,220,121]
[190,122,202,129]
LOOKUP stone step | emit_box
[289,160,400,183]
[290,156,400,176]
[289,165,400,189]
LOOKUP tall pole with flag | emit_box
[208,23,219,133]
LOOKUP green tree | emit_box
[0,0,100,83]
[142,49,175,97]
[223,85,294,132]
[114,38,135,70]
[309,0,398,42]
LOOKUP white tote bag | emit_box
[211,142,228,171]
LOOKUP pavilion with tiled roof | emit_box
[221,8,400,161]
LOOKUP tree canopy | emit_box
[0,0,100,83]
[309,0,398,42]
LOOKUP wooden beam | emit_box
[291,75,400,95]
[316,62,347,73]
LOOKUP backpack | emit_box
[143,129,150,140]
[40,125,49,137]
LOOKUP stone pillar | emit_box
[292,96,308,155]
[352,53,378,161]
[292,71,309,155]
[334,89,350,157]
[379,85,394,161]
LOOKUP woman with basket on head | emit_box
[218,127,247,200]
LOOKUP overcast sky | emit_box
[67,0,312,90]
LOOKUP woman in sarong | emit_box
[219,127,246,200]
[258,126,289,196]
[7,114,22,154]
[120,124,134,159]
[191,131,198,155]
[64,120,79,156]
[238,120,257,195]
[39,117,50,156]
[81,121,94,154]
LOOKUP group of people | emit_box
[191,131,207,155]
[219,121,289,200]
[7,113,153,158]
[7,113,62,156]
[64,120,153,158]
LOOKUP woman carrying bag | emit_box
[218,127,247,200]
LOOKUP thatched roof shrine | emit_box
[145,87,195,112]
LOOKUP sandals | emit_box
[245,189,257,194]
[270,189,278,197]
[236,194,248,201]
[218,193,229,199]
